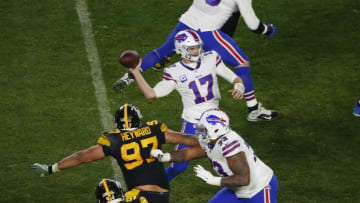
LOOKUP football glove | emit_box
[194,165,221,186]
[153,56,171,71]
[30,163,60,175]
[265,24,276,38]
[151,149,171,162]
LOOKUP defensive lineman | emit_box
[30,103,199,203]
[152,108,278,202]
[114,0,278,122]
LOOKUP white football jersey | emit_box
[199,130,273,198]
[179,0,260,31]
[159,51,223,123]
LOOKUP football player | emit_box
[30,103,199,203]
[95,178,125,203]
[353,100,360,117]
[127,30,245,182]
[151,108,278,203]
[113,0,278,122]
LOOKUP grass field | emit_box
[1,0,360,202]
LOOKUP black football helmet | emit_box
[95,179,125,203]
[115,103,143,130]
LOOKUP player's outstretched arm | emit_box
[164,129,199,146]
[151,145,206,163]
[30,145,106,175]
[171,146,206,162]
[128,59,157,99]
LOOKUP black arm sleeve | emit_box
[220,11,241,37]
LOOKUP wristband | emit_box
[49,163,60,174]
[211,177,222,186]
[234,83,245,93]
[162,153,171,162]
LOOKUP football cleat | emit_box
[353,101,360,117]
[247,103,279,122]
[112,72,135,94]
[152,56,172,71]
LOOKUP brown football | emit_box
[119,50,140,68]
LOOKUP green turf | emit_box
[1,0,359,202]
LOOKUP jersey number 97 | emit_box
[121,136,159,170]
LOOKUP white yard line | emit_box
[75,0,124,186]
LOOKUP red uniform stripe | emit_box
[265,187,270,203]
[213,30,246,64]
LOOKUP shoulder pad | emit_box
[97,134,111,147]
[145,120,168,132]
[160,122,168,132]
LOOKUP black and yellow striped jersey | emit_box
[97,120,169,190]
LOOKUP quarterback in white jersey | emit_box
[128,30,245,182]
[158,49,236,123]
[128,29,245,124]
[151,108,278,203]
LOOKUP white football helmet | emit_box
[196,108,230,143]
[174,29,203,62]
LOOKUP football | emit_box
[119,50,140,68]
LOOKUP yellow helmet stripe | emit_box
[102,178,113,201]
[124,103,129,129]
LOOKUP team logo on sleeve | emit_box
[179,74,188,83]
[206,115,226,126]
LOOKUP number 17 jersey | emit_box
[162,51,222,123]
[97,120,169,190]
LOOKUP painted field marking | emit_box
[75,0,125,187]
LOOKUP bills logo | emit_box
[206,115,227,126]
[205,0,221,6]
[179,74,187,83]
[174,34,187,43]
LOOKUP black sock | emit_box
[248,103,259,113]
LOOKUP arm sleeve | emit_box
[153,80,177,98]
[216,60,238,84]
[236,0,260,30]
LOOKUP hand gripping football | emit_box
[119,50,140,68]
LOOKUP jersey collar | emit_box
[180,59,201,71]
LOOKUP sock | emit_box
[248,103,259,113]
[235,67,258,108]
